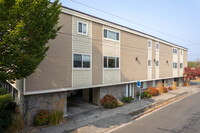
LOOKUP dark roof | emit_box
[61,5,188,50]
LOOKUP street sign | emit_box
[137,81,141,87]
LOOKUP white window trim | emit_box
[148,40,152,48]
[173,62,178,69]
[180,50,183,56]
[77,21,88,35]
[156,60,159,67]
[173,48,178,54]
[103,28,120,42]
[148,59,152,67]
[156,42,159,50]
[103,56,120,70]
[73,52,92,70]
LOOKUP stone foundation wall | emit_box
[164,78,174,87]
[178,77,184,86]
[100,85,126,101]
[23,92,67,125]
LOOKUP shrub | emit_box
[163,87,168,93]
[146,93,152,98]
[100,94,118,108]
[137,92,145,99]
[146,87,159,96]
[48,110,63,125]
[117,100,124,107]
[7,110,25,133]
[168,87,173,91]
[34,110,49,125]
[122,96,134,103]
[158,87,164,94]
[0,88,8,96]
[0,94,17,132]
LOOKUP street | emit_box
[112,91,200,133]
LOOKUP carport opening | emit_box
[67,88,99,117]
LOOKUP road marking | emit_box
[104,90,200,133]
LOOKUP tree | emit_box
[0,0,62,82]
[183,66,200,81]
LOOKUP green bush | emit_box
[34,110,49,125]
[137,92,145,99]
[0,88,8,96]
[122,96,134,103]
[0,94,16,132]
[48,110,63,125]
[100,95,118,108]
[146,93,152,98]
[117,100,124,107]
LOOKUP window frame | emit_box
[180,63,183,68]
[173,48,178,54]
[77,21,88,35]
[103,56,120,69]
[148,40,152,48]
[173,62,178,69]
[73,53,91,69]
[103,28,120,42]
[156,42,159,50]
[180,50,183,56]
[148,59,152,67]
[156,60,159,67]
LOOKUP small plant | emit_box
[122,96,134,103]
[0,94,17,132]
[146,87,159,96]
[0,88,8,96]
[34,110,49,125]
[146,93,152,98]
[117,100,124,107]
[100,94,118,108]
[163,87,168,93]
[48,110,63,125]
[168,87,173,91]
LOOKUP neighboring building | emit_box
[6,6,187,124]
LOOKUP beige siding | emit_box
[26,13,72,92]
[73,70,92,87]
[179,50,184,76]
[72,16,92,54]
[103,69,120,84]
[159,43,173,78]
[72,16,92,87]
[103,26,120,84]
[92,22,103,85]
[120,31,148,82]
[183,50,188,68]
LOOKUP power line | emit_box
[69,0,195,44]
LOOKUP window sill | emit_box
[73,68,91,71]
[103,37,120,43]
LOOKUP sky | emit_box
[51,0,200,61]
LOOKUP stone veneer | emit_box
[164,78,174,87]
[100,85,126,100]
[23,92,67,125]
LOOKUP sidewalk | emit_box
[29,86,200,133]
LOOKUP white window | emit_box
[126,84,132,97]
[180,63,183,68]
[156,43,159,50]
[74,54,90,68]
[156,61,159,67]
[78,22,87,34]
[173,62,177,68]
[104,29,119,41]
[173,48,177,54]
[148,40,152,48]
[180,50,183,55]
[104,56,119,68]
[148,60,152,67]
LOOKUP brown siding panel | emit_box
[183,50,188,68]
[92,22,103,85]
[159,43,173,78]
[121,31,148,82]
[26,13,72,92]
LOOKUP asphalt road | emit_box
[112,91,200,133]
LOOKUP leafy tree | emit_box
[0,0,62,82]
[183,67,200,81]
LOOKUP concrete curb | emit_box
[129,91,189,120]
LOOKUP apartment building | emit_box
[9,6,187,124]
